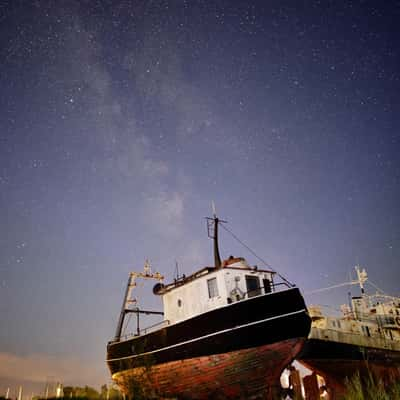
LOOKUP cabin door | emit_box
[263,278,272,294]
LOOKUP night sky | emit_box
[1,0,399,392]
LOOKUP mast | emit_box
[355,265,368,295]
[206,204,226,268]
[214,215,222,268]
[114,275,133,341]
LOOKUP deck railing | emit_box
[119,319,170,341]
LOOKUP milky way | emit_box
[0,0,399,389]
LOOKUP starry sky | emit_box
[1,0,399,393]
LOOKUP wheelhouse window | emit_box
[246,275,261,298]
[207,277,219,298]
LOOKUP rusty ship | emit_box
[299,266,400,396]
[106,213,311,399]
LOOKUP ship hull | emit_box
[113,338,305,399]
[107,288,310,399]
[299,338,400,396]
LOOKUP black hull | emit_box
[300,338,400,364]
[299,338,400,395]
[107,287,310,375]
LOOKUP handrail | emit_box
[118,319,171,341]
[241,282,291,299]
[140,319,170,335]
[272,282,292,290]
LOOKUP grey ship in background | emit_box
[299,266,400,396]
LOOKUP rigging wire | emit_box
[305,281,355,295]
[220,223,294,287]
[305,277,390,297]
[366,280,388,296]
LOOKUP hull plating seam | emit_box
[107,308,307,362]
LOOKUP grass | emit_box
[342,372,400,400]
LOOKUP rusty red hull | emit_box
[113,338,305,399]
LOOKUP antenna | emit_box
[211,201,217,217]
[174,260,180,280]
